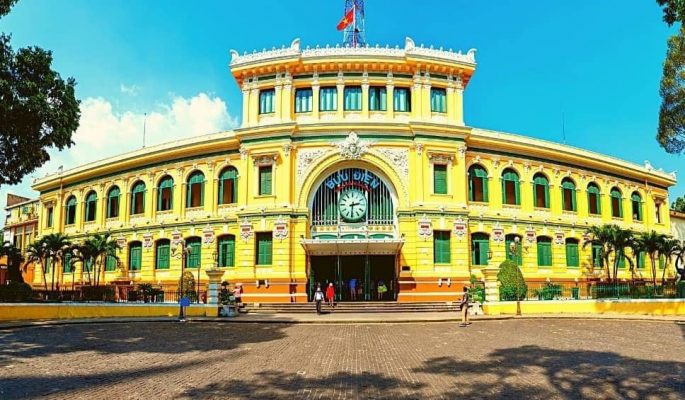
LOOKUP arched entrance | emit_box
[302,166,403,302]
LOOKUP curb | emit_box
[2,314,683,329]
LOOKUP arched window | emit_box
[218,167,238,205]
[471,233,490,266]
[157,176,174,211]
[107,186,120,219]
[501,168,520,205]
[561,178,577,212]
[129,241,142,271]
[84,191,97,222]
[217,235,236,267]
[155,239,170,270]
[186,237,201,268]
[65,196,77,225]
[565,238,579,267]
[537,236,553,266]
[587,183,601,215]
[505,234,523,266]
[610,187,623,218]
[468,164,489,202]
[186,171,205,208]
[131,181,146,215]
[533,173,549,208]
[631,192,643,221]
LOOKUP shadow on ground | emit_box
[181,346,685,399]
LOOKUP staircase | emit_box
[243,301,460,314]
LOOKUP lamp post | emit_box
[510,237,522,316]
[172,239,192,322]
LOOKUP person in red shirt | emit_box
[326,282,335,308]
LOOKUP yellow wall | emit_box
[0,303,211,321]
[483,299,685,316]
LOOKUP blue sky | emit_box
[0,0,683,206]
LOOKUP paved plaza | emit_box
[1,319,684,399]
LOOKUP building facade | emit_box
[1,194,39,284]
[28,38,677,302]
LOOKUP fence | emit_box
[32,285,207,304]
[504,281,685,302]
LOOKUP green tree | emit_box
[24,241,47,291]
[1,241,24,283]
[82,233,119,286]
[672,195,685,212]
[635,230,669,292]
[41,233,71,291]
[583,225,616,281]
[657,22,685,154]
[659,237,682,284]
[657,0,685,25]
[497,259,527,301]
[0,0,80,186]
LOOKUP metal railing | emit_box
[503,282,685,302]
[31,285,207,304]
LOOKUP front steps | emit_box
[243,301,461,314]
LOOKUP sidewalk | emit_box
[1,312,684,329]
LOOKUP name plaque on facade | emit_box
[142,233,153,248]
[453,217,467,237]
[273,217,288,240]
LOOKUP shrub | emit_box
[0,282,33,302]
[497,260,527,301]
[677,282,685,298]
[468,274,485,303]
[534,283,562,300]
[81,286,115,302]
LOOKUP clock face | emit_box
[338,189,367,222]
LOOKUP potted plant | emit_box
[219,282,237,317]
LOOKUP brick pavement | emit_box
[1,319,684,399]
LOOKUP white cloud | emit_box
[120,84,141,96]
[0,92,238,216]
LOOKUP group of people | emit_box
[312,279,392,314]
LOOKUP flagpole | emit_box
[352,4,356,47]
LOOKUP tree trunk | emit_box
[50,257,56,292]
[650,254,657,294]
[42,257,48,292]
[662,260,669,286]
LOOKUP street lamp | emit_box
[171,239,192,322]
[509,237,522,316]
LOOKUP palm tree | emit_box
[25,240,48,291]
[84,233,119,286]
[41,233,71,291]
[1,242,25,283]
[635,230,669,293]
[71,241,97,286]
[609,226,636,284]
[584,225,616,281]
[659,238,682,285]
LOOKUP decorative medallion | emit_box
[418,215,433,239]
[555,231,565,245]
[453,217,467,238]
[171,229,182,246]
[296,148,329,185]
[525,225,536,243]
[202,225,215,245]
[142,232,153,248]
[492,222,504,242]
[336,131,368,160]
[116,236,127,249]
[273,216,288,241]
[240,217,253,241]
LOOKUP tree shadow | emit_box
[0,322,290,362]
[413,346,685,399]
[181,370,427,399]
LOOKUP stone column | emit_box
[205,268,225,309]
[481,266,500,302]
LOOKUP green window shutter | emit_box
[433,164,447,194]
[617,251,625,268]
[482,176,489,202]
[659,255,665,269]
[638,252,645,269]
[434,231,451,263]
[185,239,201,268]
[84,258,92,273]
[47,207,54,227]
[256,233,272,265]
[537,239,552,266]
[566,242,579,267]
[129,243,142,271]
[105,255,117,271]
[471,234,489,266]
[63,253,72,273]
[155,242,169,270]
[218,236,236,267]
[259,166,272,195]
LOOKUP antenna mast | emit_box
[343,0,365,47]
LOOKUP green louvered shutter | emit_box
[434,231,451,263]
[566,241,579,267]
[259,166,272,195]
[434,164,447,194]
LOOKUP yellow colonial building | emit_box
[29,38,677,302]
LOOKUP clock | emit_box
[338,189,367,222]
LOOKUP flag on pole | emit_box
[336,6,355,31]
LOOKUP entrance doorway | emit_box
[309,255,396,301]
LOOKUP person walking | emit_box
[314,284,324,314]
[459,286,471,327]
[349,277,357,301]
[377,280,387,300]
[326,282,335,308]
